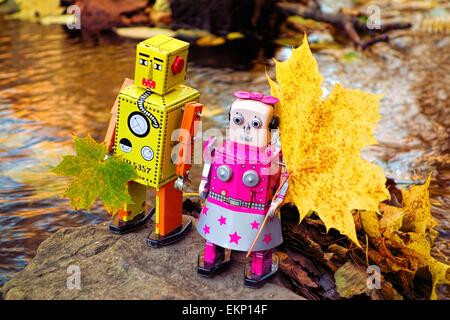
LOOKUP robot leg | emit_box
[244,249,279,288]
[197,241,232,277]
[146,180,192,247]
[109,181,153,234]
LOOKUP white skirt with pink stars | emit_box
[196,200,283,252]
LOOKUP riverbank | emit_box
[1,216,303,300]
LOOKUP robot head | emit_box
[134,35,189,95]
[228,91,279,148]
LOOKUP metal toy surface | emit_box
[196,92,288,288]
[104,35,202,247]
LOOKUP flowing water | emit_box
[0,18,448,287]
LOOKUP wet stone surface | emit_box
[1,218,303,300]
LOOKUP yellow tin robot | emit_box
[104,35,203,247]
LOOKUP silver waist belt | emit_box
[209,191,268,210]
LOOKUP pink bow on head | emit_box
[233,91,279,105]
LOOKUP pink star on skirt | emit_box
[218,215,227,226]
[202,207,209,216]
[203,224,210,235]
[229,231,241,245]
[263,233,272,244]
[250,220,260,230]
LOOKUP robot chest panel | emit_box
[209,154,273,203]
[114,93,183,188]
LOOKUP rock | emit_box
[169,0,283,41]
[1,216,303,300]
[0,0,20,15]
[75,0,150,34]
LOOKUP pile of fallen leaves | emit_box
[358,177,448,299]
[268,35,449,300]
[278,178,449,299]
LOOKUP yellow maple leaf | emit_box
[268,34,389,245]
[401,175,436,235]
[379,203,406,238]
[389,230,449,299]
[360,210,382,239]
[429,259,450,300]
[11,0,62,21]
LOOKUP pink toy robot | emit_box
[196,91,288,288]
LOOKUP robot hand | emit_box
[199,180,209,200]
[267,198,283,218]
[174,173,191,192]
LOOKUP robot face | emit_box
[135,48,165,92]
[136,52,154,89]
[228,99,273,148]
[134,35,189,95]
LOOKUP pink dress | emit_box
[196,141,283,252]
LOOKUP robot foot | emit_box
[146,215,192,248]
[197,248,232,278]
[243,254,279,289]
[109,208,155,235]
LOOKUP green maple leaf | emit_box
[52,135,137,213]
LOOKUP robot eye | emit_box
[154,63,162,71]
[139,58,148,66]
[232,112,244,125]
[251,117,262,128]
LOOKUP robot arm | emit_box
[174,102,203,191]
[276,171,289,201]
[198,136,216,199]
[104,108,117,154]
[104,78,134,153]
[267,153,289,217]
